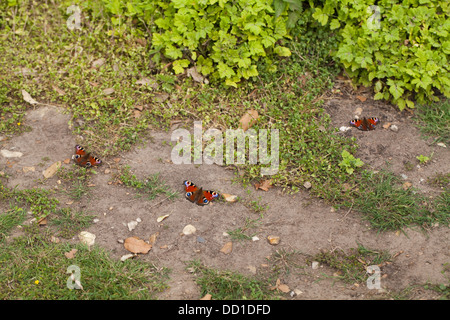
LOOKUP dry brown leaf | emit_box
[64,248,78,259]
[43,161,61,179]
[200,294,212,300]
[187,66,205,83]
[278,284,290,293]
[356,95,367,102]
[383,122,391,129]
[22,166,35,173]
[63,158,71,164]
[22,89,39,105]
[220,241,233,254]
[239,109,259,131]
[38,217,47,226]
[402,182,412,190]
[221,193,238,202]
[267,235,280,245]
[103,88,115,95]
[255,179,272,191]
[124,236,152,254]
[149,232,159,245]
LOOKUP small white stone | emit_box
[1,149,23,158]
[312,261,320,269]
[183,224,196,235]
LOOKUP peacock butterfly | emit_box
[72,145,102,168]
[183,180,220,206]
[349,117,379,131]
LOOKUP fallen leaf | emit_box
[133,110,141,118]
[220,241,233,254]
[278,284,290,293]
[187,66,205,83]
[134,105,144,111]
[63,158,71,164]
[43,161,61,179]
[267,235,280,245]
[383,122,391,129]
[103,88,115,95]
[120,254,135,261]
[157,214,170,223]
[136,77,158,89]
[200,294,212,300]
[255,179,272,191]
[78,231,96,247]
[356,95,367,102]
[22,89,39,105]
[92,58,105,68]
[51,236,60,243]
[1,149,23,158]
[22,166,35,173]
[64,249,78,259]
[37,216,47,226]
[221,193,238,202]
[124,236,152,254]
[149,232,159,245]
[239,109,259,131]
[402,182,412,190]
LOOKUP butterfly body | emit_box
[73,145,102,168]
[183,180,219,206]
[349,117,379,131]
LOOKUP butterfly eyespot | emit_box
[186,192,192,197]
[202,198,209,204]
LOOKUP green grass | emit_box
[50,208,95,239]
[312,243,392,284]
[414,100,450,145]
[344,171,450,232]
[0,232,170,299]
[187,260,279,300]
[0,206,27,242]
[116,166,178,201]
[0,181,59,221]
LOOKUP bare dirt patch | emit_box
[1,103,449,300]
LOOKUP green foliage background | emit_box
[95,0,449,109]
[311,0,449,109]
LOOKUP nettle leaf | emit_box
[172,59,190,74]
[330,19,340,30]
[355,55,373,69]
[197,56,214,75]
[217,62,235,79]
[312,8,329,26]
[387,79,405,100]
[165,44,183,59]
[274,46,291,57]
[244,21,265,35]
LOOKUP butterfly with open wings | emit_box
[183,180,220,206]
[349,117,380,131]
[72,145,102,168]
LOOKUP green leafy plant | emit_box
[339,150,364,174]
[106,0,292,87]
[311,0,450,110]
[416,154,431,165]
